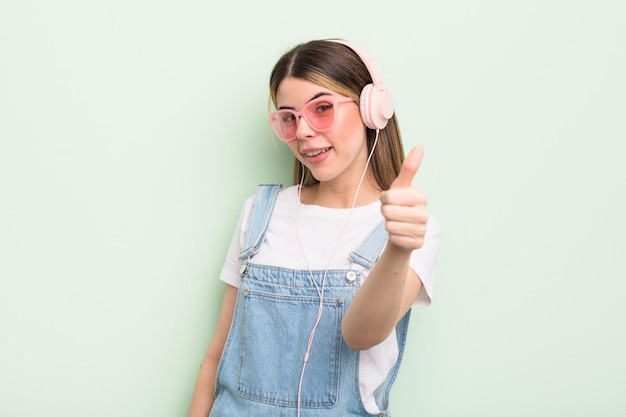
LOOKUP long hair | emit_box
[269,39,405,191]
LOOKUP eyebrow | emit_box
[278,92,333,110]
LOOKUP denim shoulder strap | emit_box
[348,220,388,269]
[239,183,282,262]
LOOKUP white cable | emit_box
[295,130,380,417]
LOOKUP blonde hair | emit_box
[269,39,405,190]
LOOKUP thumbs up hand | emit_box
[379,145,429,251]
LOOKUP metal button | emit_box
[239,264,248,276]
[345,270,357,283]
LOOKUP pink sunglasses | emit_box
[269,95,355,142]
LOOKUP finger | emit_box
[385,221,427,241]
[384,222,426,250]
[391,145,424,189]
[381,203,429,224]
[380,186,427,206]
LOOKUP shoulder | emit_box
[240,184,298,227]
[245,184,298,211]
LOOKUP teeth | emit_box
[304,147,330,157]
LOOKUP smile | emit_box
[303,147,331,157]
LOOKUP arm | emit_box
[187,284,238,417]
[341,245,424,350]
[342,146,428,350]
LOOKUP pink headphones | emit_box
[328,39,395,130]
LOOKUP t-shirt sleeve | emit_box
[409,214,443,308]
[219,196,254,288]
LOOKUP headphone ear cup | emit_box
[359,83,395,130]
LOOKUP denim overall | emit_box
[210,184,411,417]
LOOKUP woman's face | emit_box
[275,77,369,186]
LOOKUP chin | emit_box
[308,170,334,183]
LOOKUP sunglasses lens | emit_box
[271,112,297,141]
[304,99,337,131]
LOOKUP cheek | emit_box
[338,121,367,151]
[338,107,366,140]
[285,141,303,160]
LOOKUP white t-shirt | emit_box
[219,185,442,413]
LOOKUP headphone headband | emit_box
[327,39,395,130]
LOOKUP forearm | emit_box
[341,243,419,350]
[187,353,219,417]
[188,284,238,417]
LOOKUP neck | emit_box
[300,175,381,208]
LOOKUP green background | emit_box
[1,1,624,416]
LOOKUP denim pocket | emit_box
[236,287,344,408]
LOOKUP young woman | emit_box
[188,39,442,417]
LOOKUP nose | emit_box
[294,114,315,139]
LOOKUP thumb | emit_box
[391,145,424,189]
